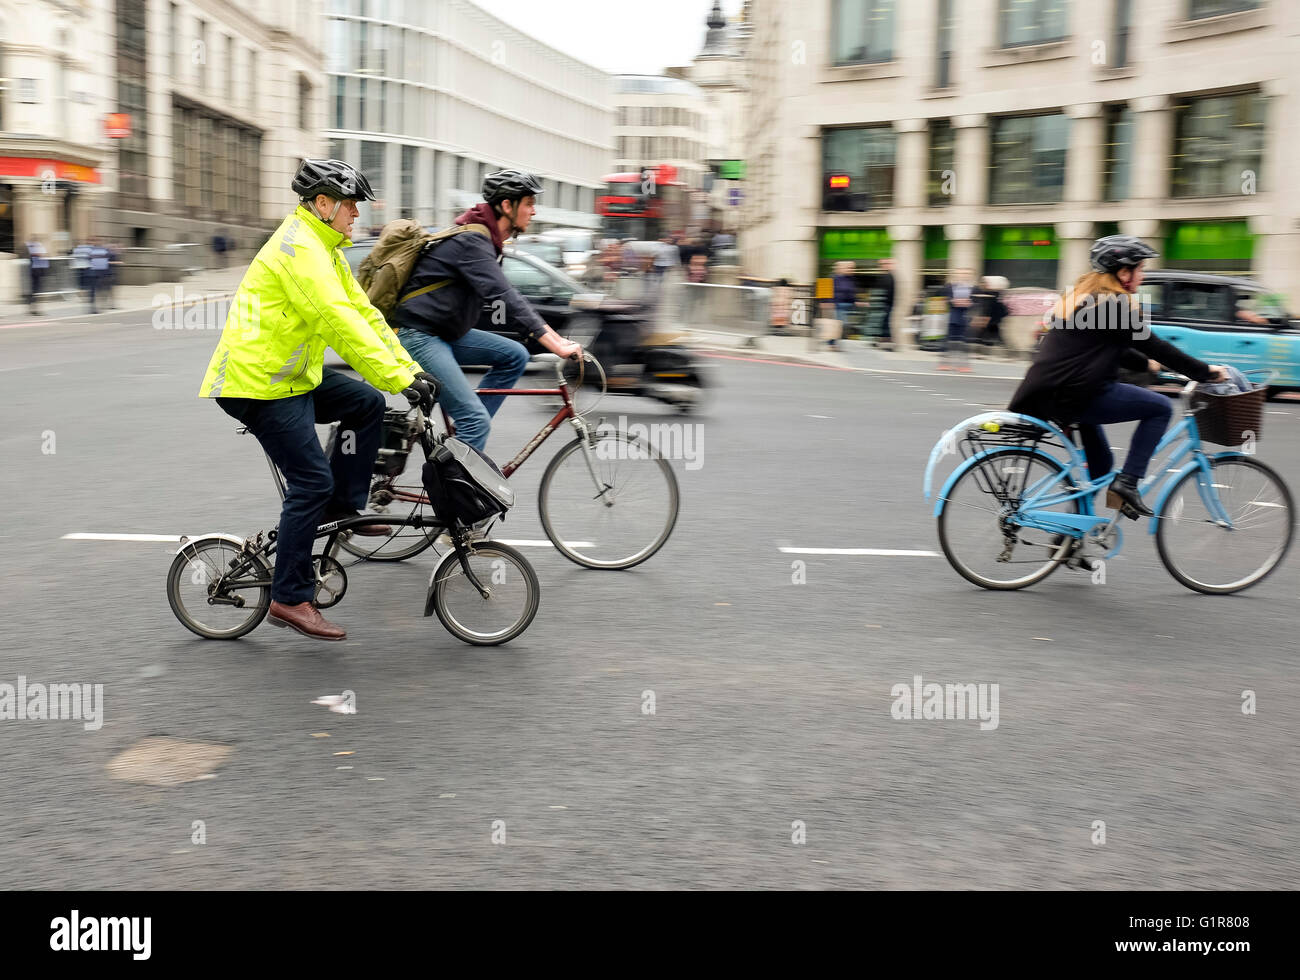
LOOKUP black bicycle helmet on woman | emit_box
[482,169,544,210]
[1090,234,1158,273]
[292,158,377,203]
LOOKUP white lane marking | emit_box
[779,547,941,557]
[63,533,184,542]
[806,414,834,419]
[1266,411,1291,416]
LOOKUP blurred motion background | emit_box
[3,0,1296,334]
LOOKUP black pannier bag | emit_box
[421,437,515,530]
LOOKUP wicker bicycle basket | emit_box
[1195,386,1265,446]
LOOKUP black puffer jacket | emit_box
[1009,292,1213,422]
[391,203,548,344]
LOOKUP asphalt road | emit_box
[2,306,1298,889]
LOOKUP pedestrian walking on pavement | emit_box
[876,257,897,350]
[831,261,858,350]
[940,268,975,372]
[87,239,111,314]
[25,238,49,315]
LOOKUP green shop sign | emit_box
[819,228,894,262]
[983,226,1060,261]
[924,226,949,262]
[1165,220,1255,261]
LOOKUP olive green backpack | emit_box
[356,219,490,321]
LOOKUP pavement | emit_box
[0,267,248,329]
[2,301,1299,889]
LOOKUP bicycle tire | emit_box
[937,447,1080,591]
[431,542,540,646]
[538,432,680,570]
[1155,456,1294,594]
[167,537,272,639]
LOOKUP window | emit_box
[298,74,312,131]
[999,0,1069,47]
[1137,282,1164,319]
[822,126,897,210]
[1166,281,1234,322]
[1102,104,1133,201]
[503,256,558,300]
[169,4,178,79]
[401,145,415,217]
[249,49,257,115]
[379,80,387,131]
[989,113,1069,204]
[358,77,367,130]
[1188,0,1257,18]
[831,0,897,65]
[333,75,344,128]
[225,35,233,101]
[17,78,37,103]
[1171,90,1265,198]
[453,156,464,190]
[935,0,955,87]
[1112,0,1132,67]
[197,20,207,89]
[927,119,955,206]
[360,141,385,211]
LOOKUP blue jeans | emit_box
[217,369,386,605]
[396,327,529,452]
[1073,382,1173,480]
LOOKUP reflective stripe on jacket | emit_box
[198,205,419,399]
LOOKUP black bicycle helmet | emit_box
[482,169,544,208]
[292,158,376,202]
[1090,234,1158,273]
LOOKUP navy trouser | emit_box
[217,369,386,604]
[1072,381,1173,481]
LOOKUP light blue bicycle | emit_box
[923,379,1293,593]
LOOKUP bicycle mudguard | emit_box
[173,533,249,556]
[930,444,1072,519]
[1147,450,1248,535]
[923,411,1075,500]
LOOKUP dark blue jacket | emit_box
[391,219,548,345]
[832,274,857,305]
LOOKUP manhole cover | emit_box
[107,737,234,787]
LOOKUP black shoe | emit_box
[1106,473,1153,519]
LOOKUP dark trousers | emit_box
[1073,382,1173,481]
[28,268,45,310]
[217,369,386,604]
[87,270,106,312]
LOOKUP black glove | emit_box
[403,377,434,410]
[413,372,441,401]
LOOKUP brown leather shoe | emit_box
[324,511,392,536]
[268,601,347,641]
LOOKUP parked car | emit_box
[536,227,599,280]
[1136,271,1299,398]
[508,234,564,269]
[339,236,634,361]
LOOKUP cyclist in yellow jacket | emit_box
[199,158,436,641]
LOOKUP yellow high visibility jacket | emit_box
[199,205,418,399]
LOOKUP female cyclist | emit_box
[1008,235,1227,517]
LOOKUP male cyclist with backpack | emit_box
[199,158,437,642]
[391,169,582,452]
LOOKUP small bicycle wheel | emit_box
[167,537,272,639]
[430,541,540,646]
[937,447,1080,590]
[1156,456,1294,594]
[337,473,442,563]
[538,431,680,569]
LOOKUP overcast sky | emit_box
[471,0,747,75]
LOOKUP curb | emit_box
[0,289,239,331]
[686,331,1028,381]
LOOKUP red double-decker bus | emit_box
[596,164,687,241]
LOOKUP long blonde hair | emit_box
[1049,271,1137,322]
